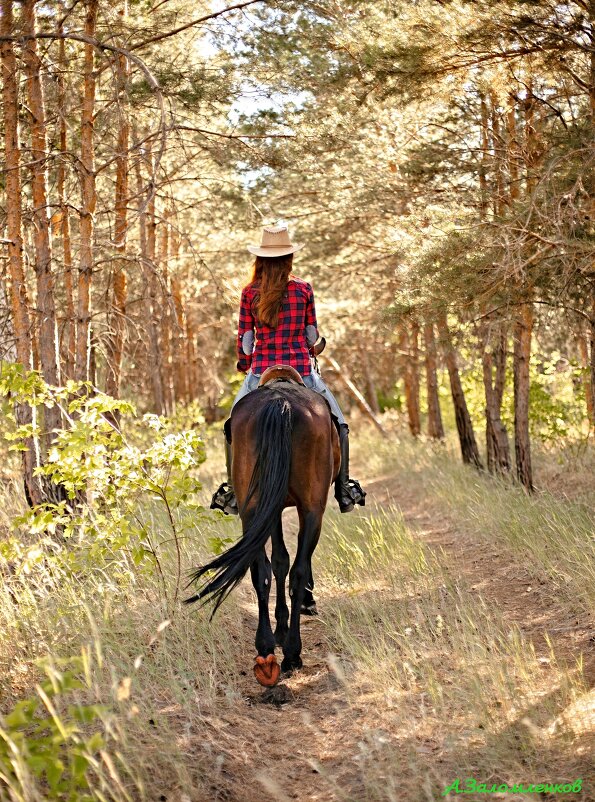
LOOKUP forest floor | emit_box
[2,430,594,802]
[166,437,595,802]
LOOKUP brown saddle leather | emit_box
[258,365,305,387]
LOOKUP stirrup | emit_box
[337,479,366,513]
[210,482,238,516]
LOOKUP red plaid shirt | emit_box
[236,276,318,376]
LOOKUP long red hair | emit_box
[250,254,293,328]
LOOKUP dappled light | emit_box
[1,0,594,799]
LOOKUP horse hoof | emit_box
[253,654,280,687]
[301,603,318,616]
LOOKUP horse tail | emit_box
[185,395,293,616]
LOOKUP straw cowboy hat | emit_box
[247,225,304,257]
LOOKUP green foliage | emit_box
[460,353,588,445]
[0,655,109,801]
[0,364,208,611]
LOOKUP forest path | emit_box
[191,462,595,802]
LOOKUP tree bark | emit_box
[577,326,594,429]
[105,3,130,416]
[480,321,511,473]
[423,321,444,440]
[57,33,76,380]
[399,322,421,436]
[437,313,483,469]
[359,337,380,415]
[479,93,490,219]
[512,302,534,490]
[22,0,62,440]
[1,0,42,504]
[75,0,98,382]
[135,145,165,415]
[506,92,520,202]
[171,276,187,404]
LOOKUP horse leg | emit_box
[250,548,280,687]
[282,509,322,674]
[250,548,275,657]
[301,564,318,616]
[271,517,289,647]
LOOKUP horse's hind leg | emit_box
[250,548,280,687]
[271,517,289,647]
[282,509,322,674]
[301,565,317,616]
[250,549,275,658]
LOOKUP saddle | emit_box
[258,365,305,387]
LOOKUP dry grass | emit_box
[0,426,593,801]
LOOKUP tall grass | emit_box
[1,424,593,801]
[351,430,595,618]
[315,505,592,801]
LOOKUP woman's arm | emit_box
[237,287,255,372]
[305,283,318,346]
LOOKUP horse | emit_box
[185,365,340,687]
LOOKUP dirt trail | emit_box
[188,468,595,802]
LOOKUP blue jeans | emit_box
[232,369,346,426]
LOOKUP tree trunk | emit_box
[489,92,505,216]
[512,302,534,490]
[359,338,380,415]
[22,0,62,442]
[480,321,511,473]
[171,276,187,404]
[57,33,76,380]
[105,4,130,417]
[158,209,175,415]
[399,322,421,436]
[423,321,444,440]
[437,313,482,468]
[506,92,520,202]
[479,93,490,219]
[577,326,594,429]
[1,0,44,505]
[135,146,165,415]
[185,312,198,402]
[75,0,98,382]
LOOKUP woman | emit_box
[211,224,365,514]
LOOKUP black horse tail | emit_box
[185,395,293,616]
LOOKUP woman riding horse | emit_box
[211,224,366,514]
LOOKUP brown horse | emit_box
[186,367,340,686]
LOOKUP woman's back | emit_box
[237,275,317,377]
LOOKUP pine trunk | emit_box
[577,327,594,428]
[158,211,174,415]
[75,0,98,382]
[135,149,165,414]
[481,322,511,473]
[512,302,534,490]
[360,339,380,415]
[1,0,42,504]
[423,321,444,440]
[57,34,76,380]
[105,7,130,415]
[171,277,187,404]
[399,322,421,436]
[437,313,482,468]
[22,0,62,440]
